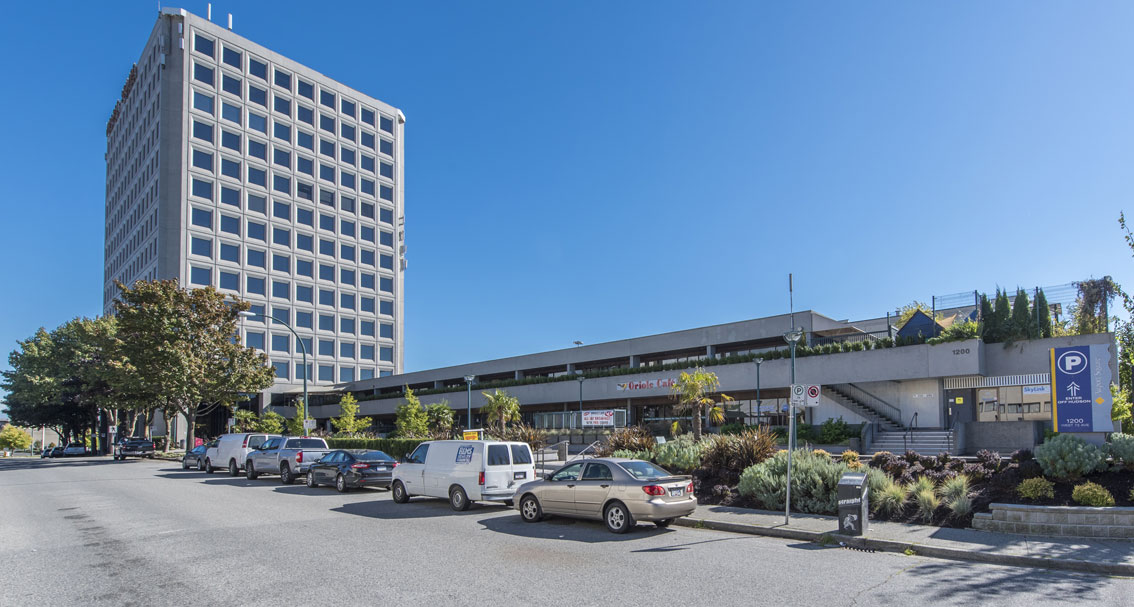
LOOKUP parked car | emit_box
[391,440,535,511]
[49,446,65,458]
[306,449,397,492]
[62,444,88,457]
[203,432,280,475]
[113,437,155,460]
[513,458,696,533]
[245,436,331,484]
[181,444,210,470]
[40,448,52,458]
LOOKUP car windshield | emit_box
[359,451,393,461]
[618,461,673,480]
[287,439,326,449]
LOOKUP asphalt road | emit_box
[1,456,1131,607]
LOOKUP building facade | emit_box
[104,8,406,405]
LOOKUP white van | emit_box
[391,440,535,511]
[204,433,280,476]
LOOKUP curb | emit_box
[674,517,1134,577]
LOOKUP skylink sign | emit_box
[1050,345,1113,433]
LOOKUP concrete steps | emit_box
[864,430,955,456]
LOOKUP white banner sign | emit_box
[615,378,677,391]
[1022,385,1051,395]
[582,410,616,427]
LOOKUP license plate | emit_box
[669,488,684,497]
[376,467,388,471]
[514,471,526,480]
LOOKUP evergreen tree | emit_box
[978,293,994,341]
[1035,289,1053,338]
[1010,288,1035,340]
[990,289,1012,343]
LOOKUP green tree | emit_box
[896,301,935,327]
[258,411,285,434]
[1035,289,1053,338]
[1070,277,1119,335]
[1010,288,1036,340]
[331,392,371,436]
[286,398,309,436]
[394,387,430,438]
[233,409,259,432]
[978,294,995,342]
[988,289,1012,343]
[425,401,455,438]
[114,280,276,450]
[480,390,521,431]
[670,367,731,440]
[0,424,33,451]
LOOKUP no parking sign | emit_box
[791,384,822,408]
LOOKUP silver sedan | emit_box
[513,458,696,533]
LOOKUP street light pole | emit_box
[576,373,586,429]
[783,327,804,527]
[754,358,763,422]
[464,375,476,430]
[238,310,308,433]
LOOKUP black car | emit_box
[305,450,397,492]
[113,437,155,460]
[49,447,64,458]
[181,444,209,470]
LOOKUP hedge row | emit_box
[325,438,426,459]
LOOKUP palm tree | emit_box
[670,367,731,440]
[480,390,521,431]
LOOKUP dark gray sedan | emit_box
[513,458,696,533]
[305,450,397,492]
[181,444,209,470]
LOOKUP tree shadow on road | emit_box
[0,457,126,473]
[880,558,1117,603]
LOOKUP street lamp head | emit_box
[754,357,763,365]
[573,340,583,347]
[237,311,255,318]
[464,374,476,383]
[784,328,804,345]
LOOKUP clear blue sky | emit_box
[2,2,1133,393]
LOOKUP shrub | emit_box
[840,450,862,470]
[948,494,973,518]
[324,438,426,459]
[819,417,852,444]
[1072,482,1115,507]
[1106,433,1134,471]
[870,451,894,469]
[612,448,653,460]
[654,435,708,473]
[1010,449,1034,463]
[738,449,849,514]
[903,450,921,465]
[719,422,746,435]
[812,449,832,459]
[962,462,989,482]
[597,425,656,457]
[1016,477,1055,501]
[976,449,1002,472]
[1035,434,1108,480]
[1130,486,1134,502]
[914,488,941,522]
[872,476,909,517]
[940,474,971,505]
[699,427,777,485]
[491,423,548,449]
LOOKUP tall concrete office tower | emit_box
[103,8,405,404]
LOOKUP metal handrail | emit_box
[902,412,919,453]
[536,440,569,472]
[842,383,902,424]
[567,440,603,463]
[860,421,876,454]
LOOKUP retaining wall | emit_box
[972,503,1134,539]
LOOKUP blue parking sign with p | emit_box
[1051,346,1093,432]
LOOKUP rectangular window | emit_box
[342,244,356,262]
[319,189,335,207]
[340,341,355,358]
[296,233,314,251]
[274,69,292,90]
[272,280,290,299]
[249,58,267,79]
[273,175,290,194]
[296,258,314,277]
[193,91,214,114]
[248,140,267,161]
[360,368,375,381]
[297,182,313,201]
[360,154,374,173]
[319,263,334,281]
[192,150,213,171]
[341,196,355,213]
[298,79,314,100]
[340,220,356,238]
[246,332,265,350]
[320,164,335,183]
[380,162,393,179]
[220,214,240,235]
[249,304,266,320]
[222,102,242,124]
[274,96,291,116]
[381,116,394,133]
[320,239,335,257]
[273,201,291,221]
[220,242,240,262]
[273,227,290,246]
[340,293,355,310]
[247,249,266,268]
[340,367,355,382]
[321,90,335,109]
[223,46,242,69]
[247,221,266,241]
[361,107,375,126]
[247,194,267,214]
[274,148,291,169]
[222,73,241,96]
[296,311,313,329]
[194,63,214,86]
[274,121,291,142]
[380,300,393,315]
[340,317,355,334]
[249,85,267,107]
[380,184,393,201]
[380,277,393,293]
[341,269,356,285]
[340,172,356,190]
[191,207,212,229]
[319,315,334,332]
[246,276,266,295]
[221,158,241,179]
[248,165,267,187]
[221,187,240,207]
[340,98,356,118]
[297,207,314,227]
[361,131,375,149]
[192,120,213,142]
[340,147,356,165]
[380,347,393,362]
[360,296,373,312]
[297,156,314,175]
[320,114,335,133]
[191,236,212,257]
[360,178,374,196]
[221,130,241,151]
[318,365,334,381]
[361,202,374,219]
[361,320,375,337]
[320,139,335,158]
[340,123,356,141]
[319,289,334,306]
[379,230,392,247]
[318,339,334,356]
[296,284,313,303]
[360,344,375,361]
[297,105,314,125]
[380,207,393,224]
[380,254,393,270]
[297,130,314,151]
[249,112,267,134]
[380,139,393,156]
[272,334,289,353]
[273,253,290,272]
[273,361,289,379]
[380,323,393,339]
[360,273,375,290]
[359,249,373,265]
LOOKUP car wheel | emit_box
[196,458,204,471]
[655,518,674,529]
[449,486,470,511]
[204,458,214,474]
[246,461,258,480]
[280,464,293,485]
[336,474,348,493]
[306,470,318,488]
[181,459,189,470]
[604,502,635,534]
[520,495,543,523]
[228,459,239,477]
[392,481,409,503]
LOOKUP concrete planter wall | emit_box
[973,503,1134,539]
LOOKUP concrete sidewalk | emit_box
[676,504,1134,576]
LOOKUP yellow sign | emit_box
[462,429,481,440]
[956,397,964,404]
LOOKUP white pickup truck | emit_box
[244,436,331,484]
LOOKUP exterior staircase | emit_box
[823,386,901,432]
[864,430,955,456]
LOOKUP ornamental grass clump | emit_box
[1035,434,1108,480]
[597,425,656,457]
[872,476,909,517]
[939,474,971,505]
[1016,477,1055,501]
[914,487,941,523]
[699,427,777,485]
[1072,482,1115,507]
[738,449,849,515]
